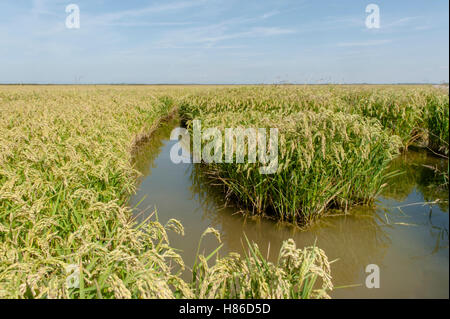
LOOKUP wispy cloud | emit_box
[261,11,280,19]
[337,39,392,47]
[382,17,419,29]
[414,25,433,31]
[197,27,295,43]
[88,0,206,26]
[1,1,447,84]
[100,21,193,27]
[31,0,59,18]
[155,12,295,48]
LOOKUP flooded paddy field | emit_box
[130,117,449,299]
[2,84,447,299]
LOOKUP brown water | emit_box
[130,117,449,299]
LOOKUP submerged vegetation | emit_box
[0,84,447,298]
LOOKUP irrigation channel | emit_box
[129,116,449,298]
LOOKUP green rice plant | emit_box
[181,104,401,225]
[0,85,333,299]
[190,230,333,299]
[0,86,187,298]
[340,86,449,153]
[179,85,448,226]
[180,85,448,154]
[1,84,444,298]
[425,92,449,156]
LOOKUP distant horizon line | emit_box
[0,82,448,86]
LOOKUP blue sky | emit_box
[0,0,448,84]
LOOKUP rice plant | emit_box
[180,93,402,225]
[179,85,448,225]
[0,84,446,298]
[0,85,332,299]
[190,230,333,299]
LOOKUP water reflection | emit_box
[190,163,391,288]
[130,118,448,298]
[131,116,179,185]
[383,148,449,211]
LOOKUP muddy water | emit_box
[130,117,449,299]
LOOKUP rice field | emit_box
[0,84,447,299]
[179,85,449,225]
[0,85,332,299]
